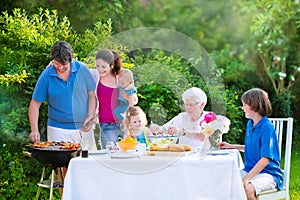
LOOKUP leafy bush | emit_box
[210,48,257,89]
[137,84,181,125]
[0,142,61,199]
[222,86,246,144]
[0,8,77,138]
[130,49,208,124]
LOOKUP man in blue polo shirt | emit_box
[28,41,97,151]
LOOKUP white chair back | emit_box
[259,117,293,200]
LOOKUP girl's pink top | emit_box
[96,81,119,123]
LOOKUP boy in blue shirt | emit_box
[220,88,282,200]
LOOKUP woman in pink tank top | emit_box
[95,50,137,148]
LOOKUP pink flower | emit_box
[199,112,231,135]
[200,112,217,125]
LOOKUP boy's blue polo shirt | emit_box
[32,60,96,129]
[244,116,283,189]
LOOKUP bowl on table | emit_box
[148,135,179,145]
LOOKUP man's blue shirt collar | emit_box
[49,60,78,77]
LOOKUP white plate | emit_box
[207,151,230,155]
[111,153,140,159]
[90,149,119,155]
[89,149,109,155]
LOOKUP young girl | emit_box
[220,88,282,200]
[124,106,152,147]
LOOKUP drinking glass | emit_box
[105,141,115,154]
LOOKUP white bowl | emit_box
[148,135,179,145]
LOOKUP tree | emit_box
[0,0,138,33]
[251,0,300,116]
[135,0,257,53]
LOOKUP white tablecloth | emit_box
[62,149,246,200]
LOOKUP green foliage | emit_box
[210,47,257,89]
[290,150,300,200]
[76,19,113,62]
[270,89,293,117]
[0,8,74,138]
[0,142,61,199]
[135,0,257,52]
[0,0,138,33]
[251,0,300,97]
[222,87,246,144]
[131,49,202,96]
[130,49,209,124]
[137,84,181,125]
[0,70,29,86]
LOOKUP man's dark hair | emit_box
[51,41,73,64]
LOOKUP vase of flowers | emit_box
[208,130,222,150]
[199,112,230,150]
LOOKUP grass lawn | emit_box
[290,149,300,200]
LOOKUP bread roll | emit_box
[149,145,158,151]
[168,144,185,152]
[183,145,192,151]
[157,144,169,151]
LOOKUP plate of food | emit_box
[145,144,192,156]
[148,135,179,145]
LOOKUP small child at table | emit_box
[220,88,282,200]
[123,106,152,147]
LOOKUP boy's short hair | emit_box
[241,88,272,116]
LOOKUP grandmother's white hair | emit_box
[182,87,207,105]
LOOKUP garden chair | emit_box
[258,118,293,200]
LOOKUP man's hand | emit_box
[81,116,96,132]
[29,131,40,143]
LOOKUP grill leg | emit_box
[49,169,55,200]
[35,167,46,200]
[57,167,65,196]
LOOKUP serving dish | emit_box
[148,135,179,144]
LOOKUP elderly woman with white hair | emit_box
[150,87,210,149]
